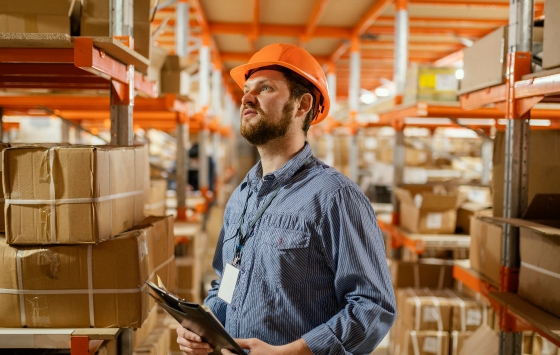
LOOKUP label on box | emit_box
[466,309,482,326]
[423,306,440,322]
[426,213,443,229]
[422,336,438,354]
[435,74,458,91]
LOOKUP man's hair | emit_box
[247,65,317,133]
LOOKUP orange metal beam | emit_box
[376,15,508,27]
[353,0,395,36]
[248,0,261,52]
[209,22,352,38]
[410,0,543,10]
[367,25,493,37]
[300,0,329,43]
[433,49,464,67]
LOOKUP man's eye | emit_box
[262,85,271,91]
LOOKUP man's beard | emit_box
[240,100,295,146]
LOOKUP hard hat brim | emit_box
[231,60,331,125]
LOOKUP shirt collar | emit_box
[242,142,313,191]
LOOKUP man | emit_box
[177,43,396,355]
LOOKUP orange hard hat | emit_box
[230,43,330,125]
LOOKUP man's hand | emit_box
[176,326,214,354]
[221,338,313,355]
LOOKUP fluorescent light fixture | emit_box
[360,90,377,104]
[455,69,464,80]
[374,87,391,97]
[497,119,551,126]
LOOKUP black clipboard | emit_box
[144,279,244,355]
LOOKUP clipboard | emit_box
[144,279,244,355]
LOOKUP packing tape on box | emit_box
[445,289,467,332]
[522,261,560,280]
[145,200,166,211]
[451,331,459,355]
[9,239,147,327]
[6,147,143,243]
[148,255,175,283]
[408,288,444,331]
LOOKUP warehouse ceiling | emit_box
[151,0,545,104]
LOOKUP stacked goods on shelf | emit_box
[403,65,459,104]
[455,202,492,236]
[129,216,177,307]
[174,221,207,303]
[145,178,168,217]
[0,144,178,330]
[2,145,147,244]
[532,333,560,355]
[394,185,466,234]
[390,288,491,355]
[0,0,80,34]
[133,321,171,355]
[493,131,560,218]
[81,0,151,60]
[0,143,11,232]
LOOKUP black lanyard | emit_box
[232,156,314,267]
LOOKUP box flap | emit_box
[522,194,560,220]
[394,187,414,205]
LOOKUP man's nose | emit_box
[241,91,256,106]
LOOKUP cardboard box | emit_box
[3,145,147,245]
[450,331,473,355]
[148,45,169,84]
[81,0,150,59]
[456,202,492,234]
[493,130,560,217]
[130,216,176,308]
[390,259,454,289]
[145,179,168,216]
[160,55,190,96]
[0,232,149,328]
[399,329,450,355]
[0,14,70,34]
[444,290,487,332]
[0,144,10,232]
[396,288,454,331]
[394,186,465,234]
[461,26,508,94]
[459,325,498,355]
[469,216,503,285]
[175,256,201,303]
[543,0,560,69]
[132,305,160,350]
[133,327,170,355]
[0,0,77,34]
[403,65,458,104]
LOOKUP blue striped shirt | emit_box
[205,142,396,355]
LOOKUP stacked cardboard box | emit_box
[391,288,488,355]
[390,259,455,290]
[469,215,503,285]
[2,144,148,244]
[174,221,206,303]
[145,179,168,217]
[0,0,77,34]
[0,232,150,328]
[0,143,180,330]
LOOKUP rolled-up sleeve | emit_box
[302,186,397,355]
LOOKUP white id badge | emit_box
[217,263,240,304]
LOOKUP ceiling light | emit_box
[455,69,464,80]
[374,87,391,97]
[360,91,377,104]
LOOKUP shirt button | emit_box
[231,305,236,311]
[241,267,246,273]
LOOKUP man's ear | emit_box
[296,93,313,119]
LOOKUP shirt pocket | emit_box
[258,227,311,288]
